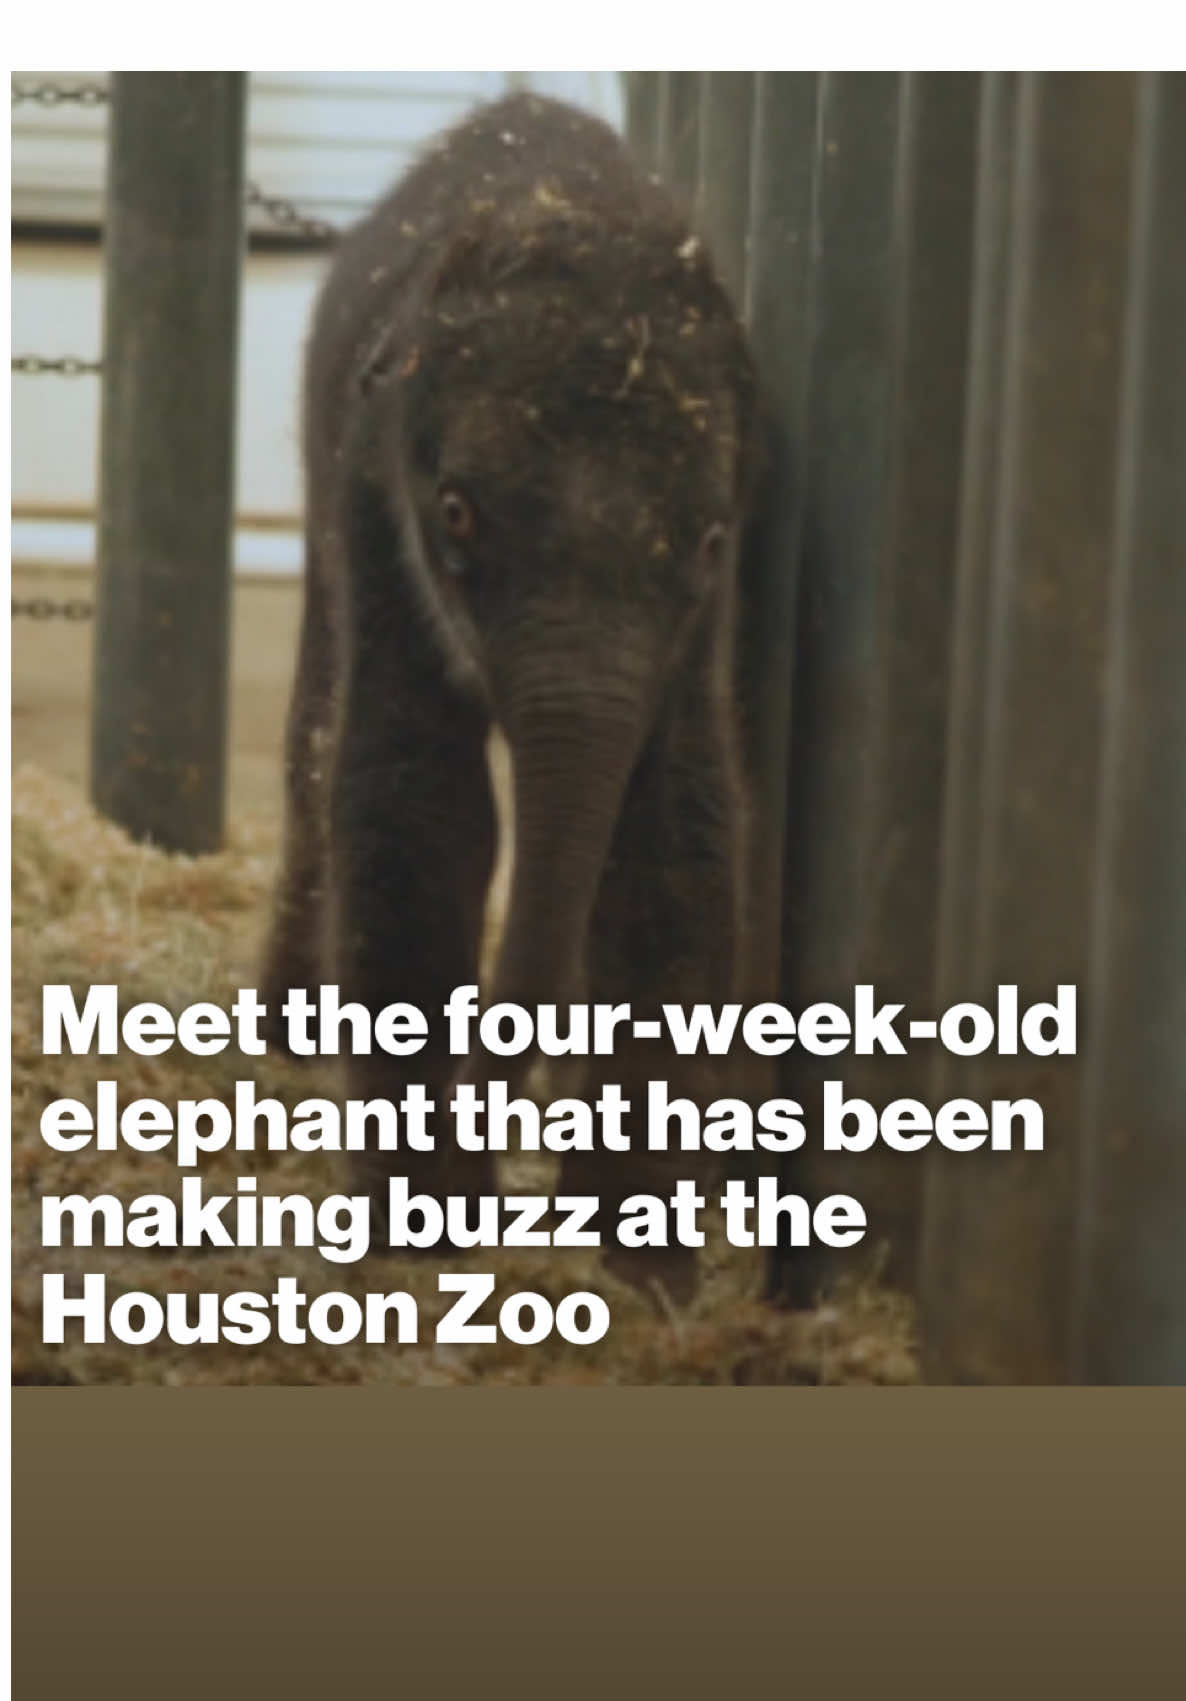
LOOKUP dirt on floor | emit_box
[11,568,918,1385]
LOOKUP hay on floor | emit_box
[11,764,918,1386]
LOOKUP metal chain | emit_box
[14,80,337,243]
[245,180,339,246]
[9,83,330,631]
[12,83,336,400]
[12,355,102,377]
[12,596,94,620]
[12,78,109,107]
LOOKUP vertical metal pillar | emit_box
[623,73,662,175]
[766,74,981,1304]
[766,73,907,1301]
[831,72,981,1294]
[695,73,756,309]
[1070,74,1186,1384]
[92,71,246,853]
[740,73,821,1011]
[656,72,702,209]
[776,70,907,1017]
[920,74,1143,1381]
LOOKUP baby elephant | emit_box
[263,92,764,1290]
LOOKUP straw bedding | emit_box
[11,764,918,1385]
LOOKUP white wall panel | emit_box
[12,71,625,571]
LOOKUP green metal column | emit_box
[623,72,662,174]
[92,71,246,854]
[764,74,981,1304]
[767,72,908,1301]
[740,73,821,1010]
[921,74,1145,1381]
[695,73,756,309]
[655,72,703,208]
[1070,74,1186,1384]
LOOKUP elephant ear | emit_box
[352,318,405,396]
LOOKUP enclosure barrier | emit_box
[15,72,1185,1379]
[629,71,1186,1382]
[88,73,247,853]
[919,75,1186,1385]
[11,76,337,634]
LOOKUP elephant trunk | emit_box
[456,685,648,1096]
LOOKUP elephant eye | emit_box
[700,522,728,569]
[438,484,475,542]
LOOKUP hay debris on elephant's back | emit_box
[11,764,919,1386]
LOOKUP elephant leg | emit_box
[260,536,339,1045]
[328,647,498,1223]
[560,685,750,1304]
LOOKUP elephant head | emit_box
[360,192,762,1092]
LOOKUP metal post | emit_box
[1070,74,1186,1384]
[695,73,756,309]
[764,73,907,1302]
[831,72,981,1293]
[623,73,662,175]
[776,69,906,1010]
[656,72,702,208]
[740,73,821,1012]
[91,71,246,853]
[920,74,1143,1381]
[763,74,981,1304]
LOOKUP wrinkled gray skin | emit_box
[262,93,765,1292]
